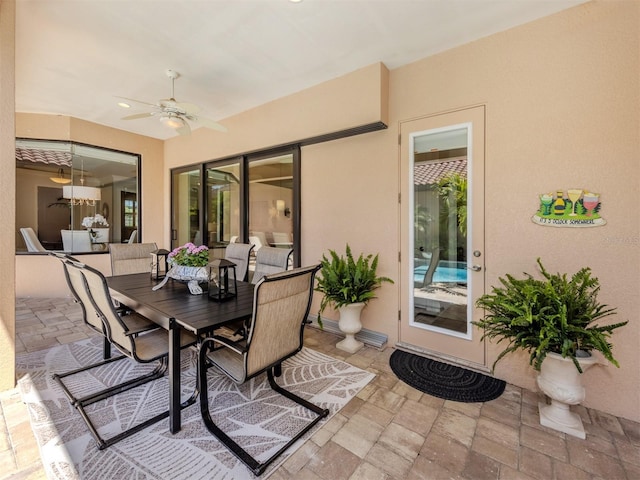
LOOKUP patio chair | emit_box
[109,242,158,276]
[198,264,328,476]
[251,246,293,284]
[50,251,120,361]
[61,229,93,252]
[20,227,47,252]
[271,231,292,245]
[127,229,137,244]
[224,242,254,282]
[54,259,197,450]
[248,235,264,252]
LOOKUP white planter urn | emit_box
[336,302,365,354]
[537,351,599,439]
[91,227,109,242]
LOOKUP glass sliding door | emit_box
[205,160,242,258]
[248,152,295,260]
[170,145,301,265]
[171,166,202,249]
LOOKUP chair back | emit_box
[61,229,93,252]
[248,235,263,252]
[251,246,293,284]
[224,242,254,282]
[243,265,320,379]
[51,253,104,333]
[20,227,47,252]
[272,232,292,245]
[127,230,137,244]
[65,260,134,355]
[109,242,158,276]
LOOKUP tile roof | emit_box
[414,158,467,185]
[15,148,72,167]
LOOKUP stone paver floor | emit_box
[2,297,639,479]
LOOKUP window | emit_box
[16,139,140,253]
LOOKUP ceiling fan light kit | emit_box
[118,69,227,136]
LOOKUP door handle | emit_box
[467,265,481,272]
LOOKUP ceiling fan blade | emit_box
[122,112,155,120]
[175,102,200,115]
[116,96,159,108]
[175,122,191,136]
[193,116,228,133]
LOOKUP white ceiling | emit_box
[16,0,586,140]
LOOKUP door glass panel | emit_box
[412,127,469,335]
[248,154,294,254]
[171,168,201,249]
[206,162,240,256]
[121,192,137,242]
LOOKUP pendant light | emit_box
[50,167,71,184]
[62,157,101,206]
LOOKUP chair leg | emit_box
[54,355,191,450]
[198,341,329,476]
[53,354,166,408]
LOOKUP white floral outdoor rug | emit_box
[17,336,375,479]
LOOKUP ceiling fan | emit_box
[118,69,227,136]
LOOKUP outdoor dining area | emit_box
[7,239,638,480]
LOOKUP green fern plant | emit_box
[315,244,394,328]
[473,258,627,373]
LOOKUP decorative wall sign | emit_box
[532,189,606,227]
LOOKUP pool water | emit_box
[414,264,468,284]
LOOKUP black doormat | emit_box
[389,349,506,403]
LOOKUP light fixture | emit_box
[62,157,101,206]
[50,168,71,184]
[276,199,291,217]
[117,102,131,108]
[160,113,186,129]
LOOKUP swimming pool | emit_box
[414,263,468,285]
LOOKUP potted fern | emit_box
[473,258,627,438]
[315,244,393,353]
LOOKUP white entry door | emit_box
[399,106,486,368]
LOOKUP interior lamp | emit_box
[276,200,291,217]
[160,113,185,129]
[62,185,101,206]
[50,168,71,184]
[62,157,101,206]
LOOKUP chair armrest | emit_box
[209,335,247,355]
[124,324,161,336]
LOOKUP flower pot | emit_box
[90,227,109,243]
[152,265,209,295]
[536,351,599,438]
[336,302,365,354]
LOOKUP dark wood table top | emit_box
[107,273,254,335]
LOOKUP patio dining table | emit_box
[107,273,255,433]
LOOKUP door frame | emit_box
[397,105,488,370]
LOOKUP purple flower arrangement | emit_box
[168,242,210,267]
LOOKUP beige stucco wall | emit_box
[0,0,16,391]
[165,1,639,421]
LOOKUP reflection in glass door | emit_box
[413,128,469,334]
[171,167,201,249]
[399,106,486,367]
[248,154,294,255]
[206,161,241,258]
